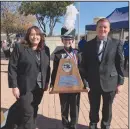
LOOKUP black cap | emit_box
[61,27,75,39]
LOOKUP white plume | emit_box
[63,4,79,31]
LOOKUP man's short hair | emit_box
[96,18,110,27]
[82,36,85,39]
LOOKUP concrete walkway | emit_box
[1,60,128,129]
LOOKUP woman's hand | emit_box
[12,87,20,99]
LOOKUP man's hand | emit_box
[116,85,123,94]
[85,87,90,92]
[12,87,20,99]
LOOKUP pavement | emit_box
[1,59,128,129]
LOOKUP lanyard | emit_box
[64,48,77,65]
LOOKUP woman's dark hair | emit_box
[23,26,45,51]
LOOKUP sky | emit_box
[48,1,128,35]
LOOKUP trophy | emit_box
[49,58,87,94]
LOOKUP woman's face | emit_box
[29,29,41,46]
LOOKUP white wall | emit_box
[86,31,97,41]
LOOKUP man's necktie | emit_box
[98,40,104,61]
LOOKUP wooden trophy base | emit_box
[49,58,88,94]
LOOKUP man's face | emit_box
[62,38,74,48]
[96,21,110,39]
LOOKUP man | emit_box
[80,18,124,129]
[123,36,129,70]
[78,36,87,52]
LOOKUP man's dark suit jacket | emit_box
[80,36,124,92]
[8,43,50,94]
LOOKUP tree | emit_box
[19,1,74,36]
[1,2,18,42]
[19,2,47,34]
[14,13,36,34]
[1,2,36,43]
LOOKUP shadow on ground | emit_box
[37,114,89,129]
[1,71,8,73]
[1,107,89,129]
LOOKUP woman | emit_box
[7,26,50,129]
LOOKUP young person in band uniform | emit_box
[5,26,50,129]
[80,18,124,129]
[50,27,86,129]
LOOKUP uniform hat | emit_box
[61,27,75,39]
[61,4,78,39]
